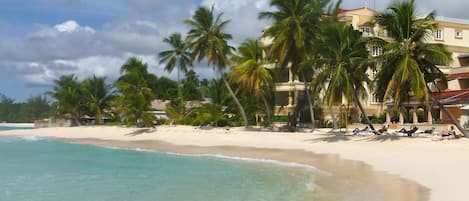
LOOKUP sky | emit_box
[0,0,468,101]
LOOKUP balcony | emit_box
[275,81,307,92]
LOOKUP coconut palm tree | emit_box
[81,75,114,125]
[115,57,156,127]
[185,6,249,127]
[311,22,375,130]
[373,0,465,134]
[48,74,83,126]
[158,33,192,102]
[230,39,274,123]
[259,0,333,129]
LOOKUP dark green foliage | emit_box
[18,96,51,122]
[47,74,84,125]
[374,0,451,103]
[0,94,50,123]
[193,103,227,127]
[151,77,178,100]
[185,6,249,127]
[81,75,115,125]
[114,57,156,127]
[182,70,202,101]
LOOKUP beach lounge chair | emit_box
[415,127,436,137]
[352,126,371,135]
[433,126,458,141]
[395,126,418,136]
[373,125,389,135]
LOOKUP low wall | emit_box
[34,119,72,128]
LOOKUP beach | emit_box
[1,126,468,201]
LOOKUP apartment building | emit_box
[265,6,469,126]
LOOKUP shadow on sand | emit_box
[125,128,156,136]
[305,133,351,143]
[355,134,402,142]
[306,132,407,143]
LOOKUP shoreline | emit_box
[0,123,34,128]
[2,125,469,201]
[62,137,429,201]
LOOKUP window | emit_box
[456,31,463,39]
[371,68,377,77]
[371,93,381,104]
[371,46,381,57]
[361,26,372,36]
[435,29,443,40]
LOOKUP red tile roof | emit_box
[447,72,469,79]
[432,89,469,101]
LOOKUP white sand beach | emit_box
[1,126,468,201]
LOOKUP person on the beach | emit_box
[373,125,389,135]
[442,126,456,138]
[353,126,370,135]
[434,126,457,141]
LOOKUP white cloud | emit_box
[54,20,95,33]
[4,0,468,89]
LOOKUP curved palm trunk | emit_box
[329,106,338,130]
[288,90,306,131]
[220,72,249,127]
[353,90,375,131]
[72,114,81,127]
[261,95,272,123]
[95,109,103,125]
[301,73,315,131]
[177,68,185,122]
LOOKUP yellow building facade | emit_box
[265,7,469,126]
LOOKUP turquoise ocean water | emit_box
[0,126,33,131]
[0,127,319,201]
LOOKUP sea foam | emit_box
[100,145,330,176]
[20,135,43,141]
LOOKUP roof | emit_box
[432,89,469,99]
[435,16,469,25]
[151,100,169,110]
[390,89,469,106]
[338,9,350,13]
[339,7,378,13]
[447,72,469,80]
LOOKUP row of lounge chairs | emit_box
[353,125,440,137]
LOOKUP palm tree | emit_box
[115,57,156,127]
[48,74,83,126]
[165,99,193,125]
[194,103,226,127]
[311,22,375,130]
[230,39,274,123]
[81,75,114,125]
[185,6,249,127]
[259,0,333,130]
[158,33,192,103]
[373,0,464,134]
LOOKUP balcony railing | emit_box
[275,81,308,92]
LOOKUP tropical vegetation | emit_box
[4,0,462,133]
[258,0,336,130]
[185,6,249,127]
[373,0,465,133]
[311,20,375,130]
[0,93,50,123]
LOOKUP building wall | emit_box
[266,7,469,122]
[442,107,462,124]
